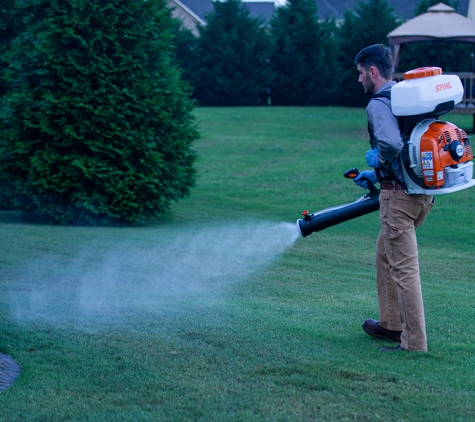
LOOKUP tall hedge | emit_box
[337,0,399,106]
[269,0,340,105]
[171,20,200,91]
[193,0,271,106]
[0,0,198,225]
[0,0,18,97]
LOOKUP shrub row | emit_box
[174,0,472,107]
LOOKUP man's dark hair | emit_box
[354,44,394,80]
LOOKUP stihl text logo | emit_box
[436,82,452,92]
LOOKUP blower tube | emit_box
[296,169,381,238]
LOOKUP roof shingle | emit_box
[178,0,470,22]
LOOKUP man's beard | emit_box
[364,78,375,96]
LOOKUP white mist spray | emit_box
[7,221,299,331]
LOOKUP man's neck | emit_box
[375,78,392,92]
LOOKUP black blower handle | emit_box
[343,168,379,194]
[296,167,381,238]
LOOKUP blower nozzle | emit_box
[296,168,380,238]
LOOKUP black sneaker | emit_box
[362,318,402,343]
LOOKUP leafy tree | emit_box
[397,0,472,73]
[269,0,340,105]
[337,0,399,106]
[0,0,198,225]
[193,0,271,106]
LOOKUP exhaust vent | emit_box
[465,144,473,158]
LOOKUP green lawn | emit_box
[1,107,474,421]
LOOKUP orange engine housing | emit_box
[419,121,473,188]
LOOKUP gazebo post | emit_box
[391,44,401,72]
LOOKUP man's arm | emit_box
[367,99,403,170]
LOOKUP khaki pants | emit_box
[376,189,434,351]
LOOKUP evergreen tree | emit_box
[0,0,18,97]
[269,0,339,105]
[0,0,198,225]
[337,0,399,106]
[171,20,199,91]
[397,0,472,73]
[193,0,271,106]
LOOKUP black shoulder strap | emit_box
[367,88,392,147]
[371,89,391,101]
[367,88,400,183]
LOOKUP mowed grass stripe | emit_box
[0,107,474,421]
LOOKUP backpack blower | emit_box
[297,67,475,238]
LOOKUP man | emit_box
[353,44,434,352]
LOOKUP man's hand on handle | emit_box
[354,170,377,189]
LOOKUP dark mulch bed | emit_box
[0,353,20,393]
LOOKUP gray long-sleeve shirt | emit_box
[367,81,405,185]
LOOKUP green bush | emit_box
[0,0,198,225]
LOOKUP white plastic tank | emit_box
[391,67,464,117]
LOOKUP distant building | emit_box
[168,0,206,36]
[310,0,469,21]
[169,0,471,36]
[168,0,275,35]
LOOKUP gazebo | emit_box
[388,2,475,70]
[388,2,475,128]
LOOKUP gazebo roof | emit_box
[388,2,475,69]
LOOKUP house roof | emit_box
[244,2,275,22]
[318,0,469,20]
[177,0,274,22]
[172,0,206,25]
[178,0,212,21]
[317,0,409,20]
[175,0,470,22]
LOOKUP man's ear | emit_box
[369,65,379,80]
